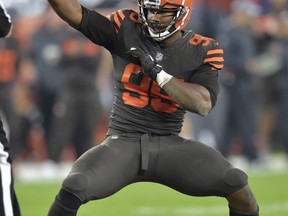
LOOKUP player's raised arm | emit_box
[47,0,83,26]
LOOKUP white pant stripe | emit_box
[0,142,13,216]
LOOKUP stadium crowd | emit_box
[0,0,288,180]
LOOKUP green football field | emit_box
[15,171,288,216]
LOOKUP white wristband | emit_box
[156,70,173,88]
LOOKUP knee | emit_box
[62,173,90,202]
[52,188,82,214]
[225,168,248,190]
[224,168,248,192]
[224,168,259,214]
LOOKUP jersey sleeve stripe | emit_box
[207,49,223,55]
[110,10,126,33]
[110,14,119,33]
[204,57,224,62]
[209,63,224,70]
[118,10,125,20]
[114,10,126,29]
[113,13,121,29]
[205,47,224,70]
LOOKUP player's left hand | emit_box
[127,47,162,80]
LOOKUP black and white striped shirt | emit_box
[0,0,12,37]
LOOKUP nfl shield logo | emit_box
[155,52,164,61]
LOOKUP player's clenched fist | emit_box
[127,47,162,80]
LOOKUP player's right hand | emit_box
[127,47,162,80]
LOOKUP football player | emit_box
[0,1,21,215]
[47,0,259,216]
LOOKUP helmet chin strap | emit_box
[148,22,178,41]
[148,28,171,41]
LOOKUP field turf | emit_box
[15,171,288,216]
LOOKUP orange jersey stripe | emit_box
[204,57,224,63]
[113,13,121,29]
[209,63,224,69]
[110,10,126,33]
[118,10,125,20]
[207,49,224,55]
[114,10,126,29]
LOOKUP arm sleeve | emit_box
[72,6,117,53]
[190,64,220,108]
[0,2,12,37]
[190,39,224,107]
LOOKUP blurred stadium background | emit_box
[0,0,288,215]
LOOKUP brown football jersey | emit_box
[73,8,224,135]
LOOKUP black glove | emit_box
[127,47,162,80]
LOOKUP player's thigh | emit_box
[62,136,141,203]
[155,136,237,197]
